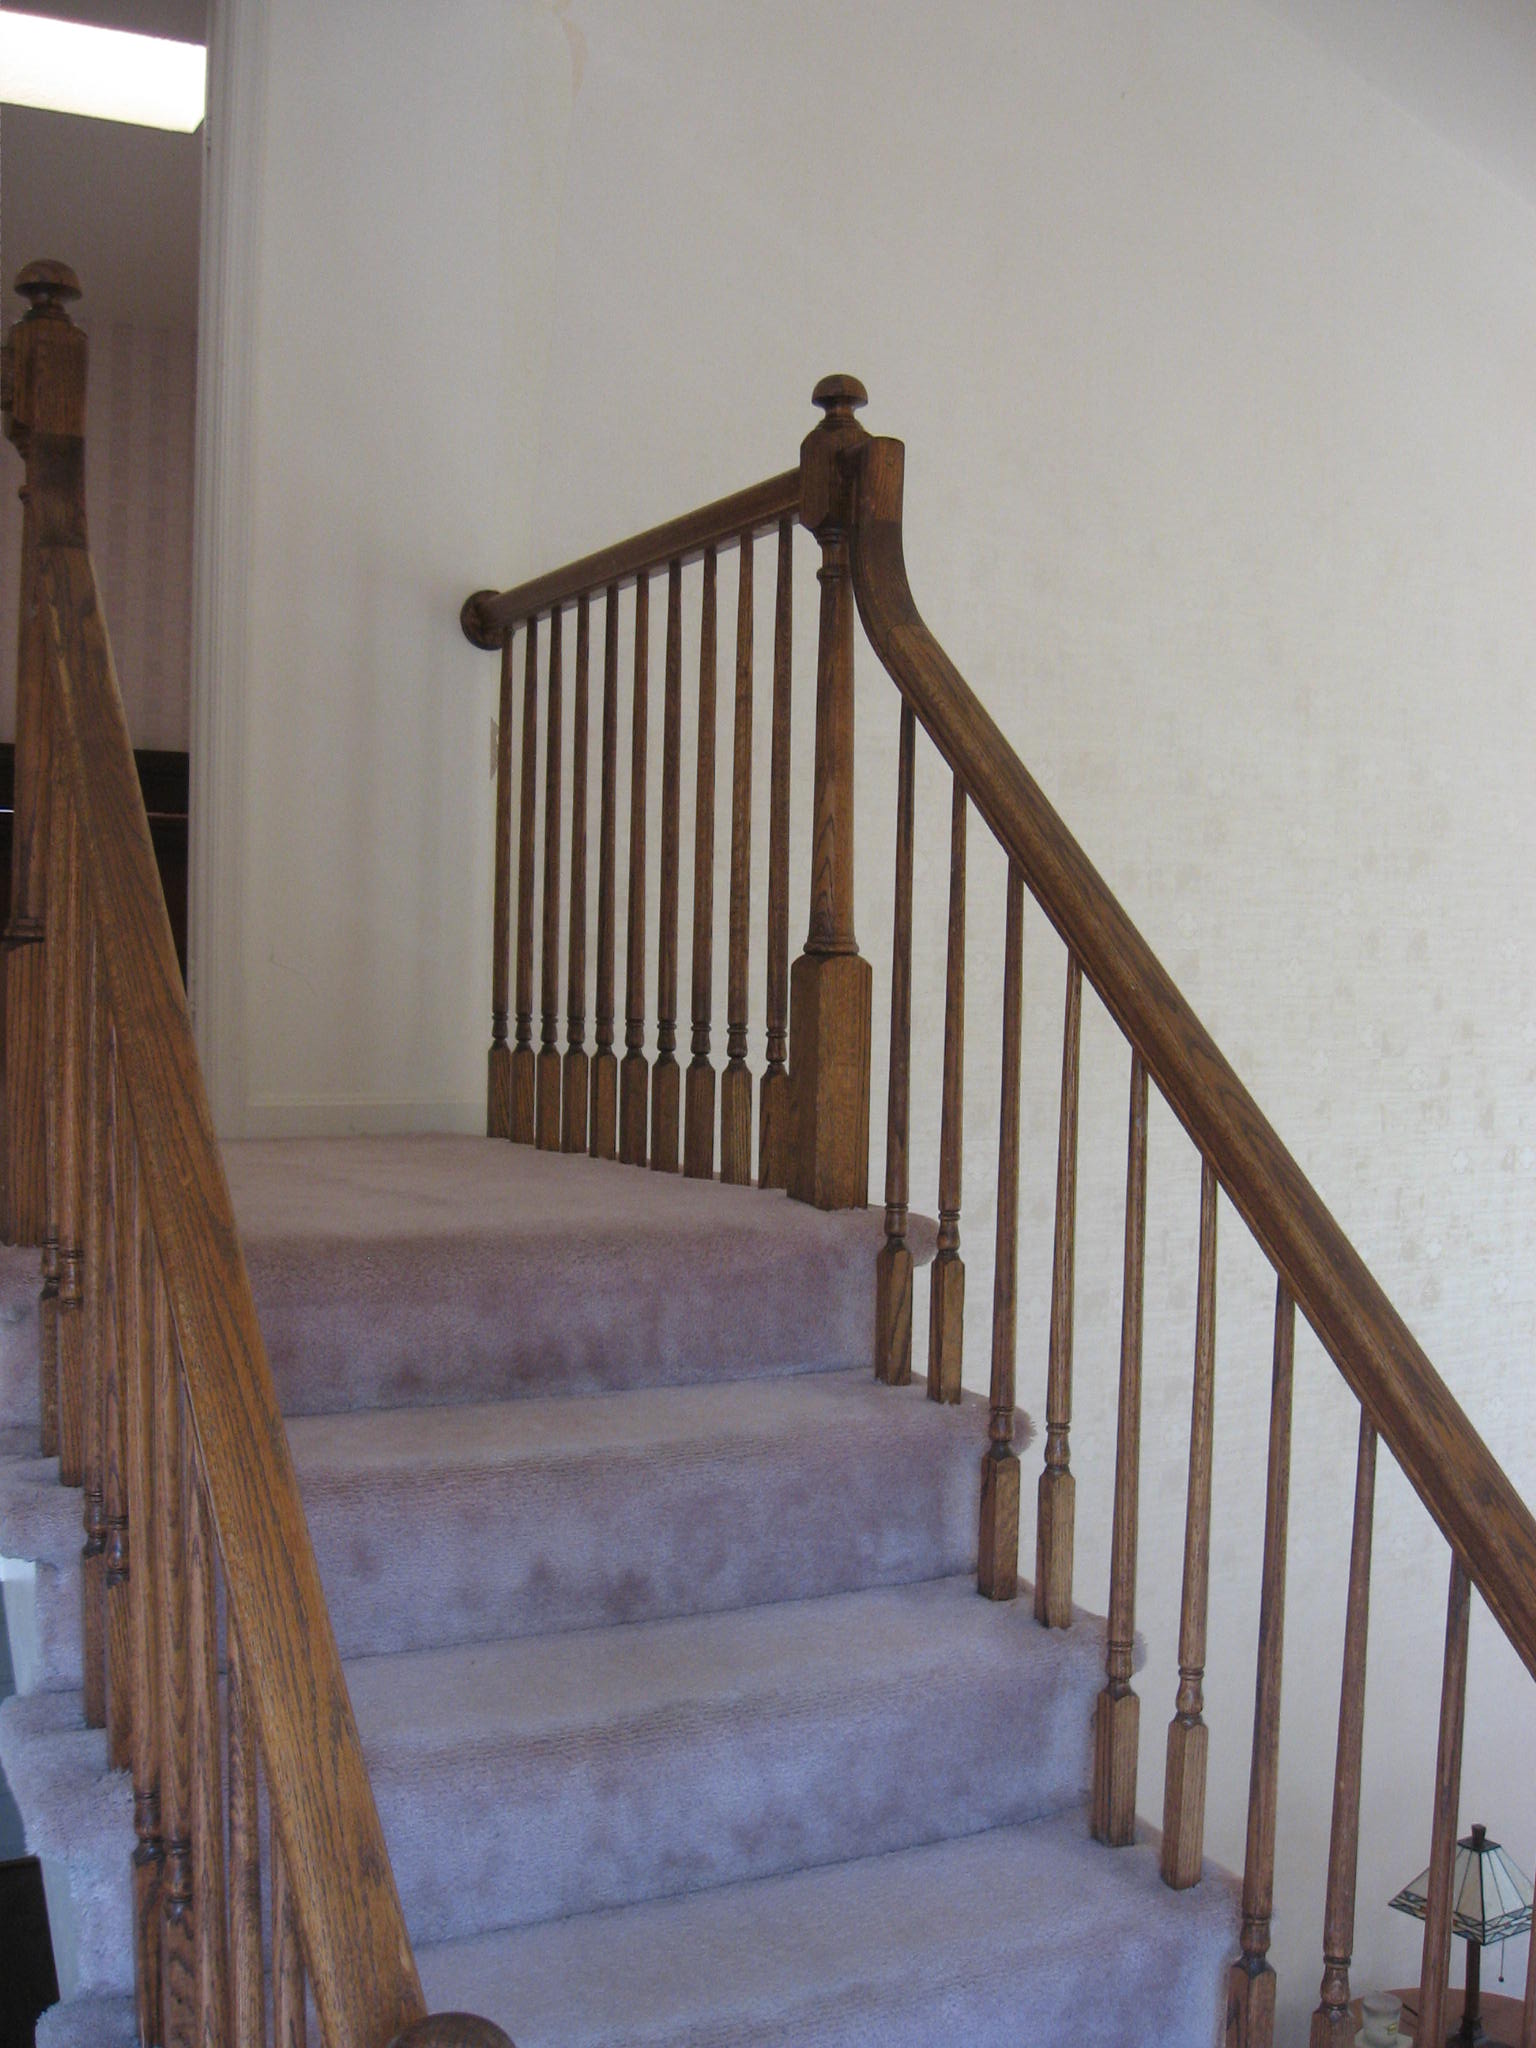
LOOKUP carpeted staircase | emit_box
[0,1137,1236,2047]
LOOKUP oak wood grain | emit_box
[978,863,1025,1601]
[536,607,563,1151]
[927,779,966,1404]
[758,517,794,1188]
[487,633,513,1137]
[186,1450,228,2048]
[684,547,718,1183]
[620,574,650,1166]
[590,587,620,1160]
[81,922,107,1731]
[126,1152,162,2048]
[721,533,754,1185]
[511,620,539,1144]
[651,560,683,1172]
[226,1633,263,2048]
[1415,1556,1471,2048]
[562,594,590,1153]
[874,701,915,1388]
[103,1026,132,1772]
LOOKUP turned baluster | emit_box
[720,531,754,1184]
[536,608,564,1149]
[1309,1414,1378,2045]
[651,559,683,1171]
[1227,1279,1296,2046]
[619,573,650,1165]
[226,1631,262,2048]
[1092,1049,1149,1846]
[789,377,872,1210]
[590,587,620,1157]
[125,1160,162,2046]
[486,632,514,1136]
[1414,1557,1471,2048]
[273,1819,308,2048]
[81,920,108,1730]
[874,701,916,1387]
[758,515,794,1188]
[186,1435,228,2047]
[929,779,967,1402]
[978,863,1025,1599]
[54,790,85,1484]
[103,1024,133,1771]
[1161,1158,1219,1889]
[1035,953,1082,1629]
[510,619,539,1144]
[38,705,66,1459]
[562,594,591,1152]
[154,1261,194,2048]
[684,546,718,1180]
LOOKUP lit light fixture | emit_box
[0,9,205,132]
[1390,1823,1534,2046]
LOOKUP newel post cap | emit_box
[15,260,82,318]
[460,589,502,651]
[801,374,870,536]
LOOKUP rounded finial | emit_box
[15,260,82,317]
[812,374,868,422]
[460,590,502,651]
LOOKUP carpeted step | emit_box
[411,1807,1236,2048]
[225,1138,931,1414]
[289,1372,1011,1660]
[351,1574,1103,1946]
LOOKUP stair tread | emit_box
[412,1806,1237,2048]
[225,1137,935,1413]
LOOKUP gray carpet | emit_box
[0,1137,1236,2045]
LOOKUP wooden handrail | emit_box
[463,467,800,644]
[38,528,426,2048]
[846,425,1536,1682]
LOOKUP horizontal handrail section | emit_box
[462,466,800,643]
[847,429,1536,1680]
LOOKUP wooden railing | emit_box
[4,266,510,2048]
[466,377,1536,2047]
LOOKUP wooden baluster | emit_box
[720,530,755,1184]
[226,1631,263,2048]
[103,1022,133,1772]
[978,864,1025,1599]
[38,703,64,1459]
[186,1435,228,2048]
[562,594,591,1152]
[651,559,683,1171]
[1162,1158,1219,1889]
[154,1261,194,2048]
[590,586,620,1158]
[55,788,84,1485]
[126,1158,163,2048]
[536,608,564,1149]
[1309,1415,1378,2045]
[758,515,793,1188]
[1092,1049,1149,1846]
[874,701,916,1386]
[273,1820,308,2048]
[81,918,108,1729]
[1035,953,1082,1629]
[619,573,650,1165]
[928,779,967,1402]
[1521,1908,1536,2048]
[1415,1556,1471,2048]
[486,631,514,1137]
[788,377,872,1210]
[1227,1278,1296,2047]
[684,546,718,1180]
[510,618,539,1143]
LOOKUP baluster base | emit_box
[509,1047,536,1146]
[1034,1466,1075,1628]
[619,1052,649,1166]
[1091,1684,1139,1846]
[1226,1955,1276,2048]
[650,1056,680,1172]
[757,1066,790,1190]
[977,1443,1019,1601]
[684,1062,716,1180]
[589,1051,617,1161]
[928,1253,964,1403]
[720,1063,752,1185]
[786,951,871,1211]
[1161,1714,1209,1889]
[535,1048,562,1151]
[561,1049,589,1155]
[486,1045,511,1139]
[873,1239,913,1386]
[1307,1984,1357,2048]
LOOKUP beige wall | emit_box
[0,320,196,752]
[516,1,1536,2032]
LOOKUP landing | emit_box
[222,1136,930,1413]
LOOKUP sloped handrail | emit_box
[845,425,1536,1680]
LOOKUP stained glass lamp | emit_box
[1389,1824,1534,2046]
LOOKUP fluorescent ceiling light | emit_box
[0,9,205,132]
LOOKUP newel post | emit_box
[3,260,87,1249]
[787,375,873,1210]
